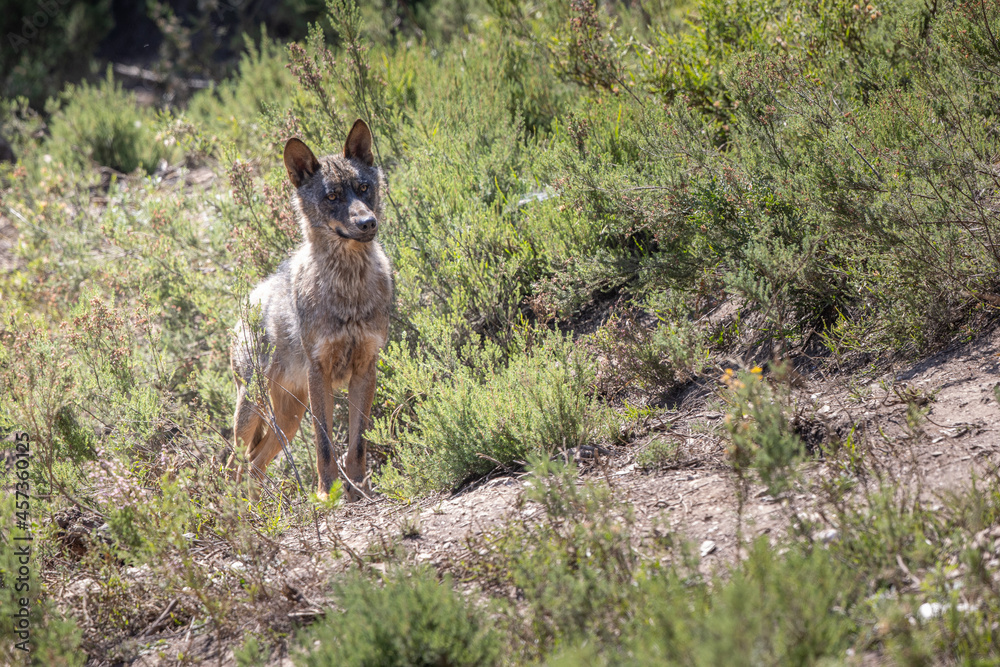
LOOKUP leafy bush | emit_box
[374,331,598,496]
[45,69,171,174]
[590,307,707,400]
[628,538,861,665]
[510,457,639,653]
[295,568,501,667]
[822,478,1000,663]
[185,33,297,156]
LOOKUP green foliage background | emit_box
[2,0,1000,663]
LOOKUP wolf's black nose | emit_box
[357,215,377,233]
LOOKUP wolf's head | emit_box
[283,120,385,246]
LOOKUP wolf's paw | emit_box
[313,480,343,507]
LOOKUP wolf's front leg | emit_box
[345,360,377,502]
[308,366,339,499]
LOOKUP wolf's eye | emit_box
[358,183,369,193]
[327,190,341,201]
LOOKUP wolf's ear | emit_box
[343,119,374,166]
[284,138,320,188]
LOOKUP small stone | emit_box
[699,540,717,557]
[919,602,944,619]
[973,529,990,549]
[813,528,839,544]
[797,511,822,524]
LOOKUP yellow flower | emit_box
[750,366,762,374]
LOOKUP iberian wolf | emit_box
[230,119,392,502]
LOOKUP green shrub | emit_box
[374,331,597,496]
[830,485,965,591]
[824,478,1000,662]
[590,306,707,400]
[511,457,639,654]
[234,635,267,667]
[460,456,640,659]
[0,494,84,666]
[629,538,860,666]
[719,364,805,495]
[640,0,769,126]
[185,33,296,155]
[295,568,501,667]
[45,69,171,174]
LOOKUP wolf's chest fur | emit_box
[290,241,392,385]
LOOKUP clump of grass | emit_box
[636,436,680,471]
